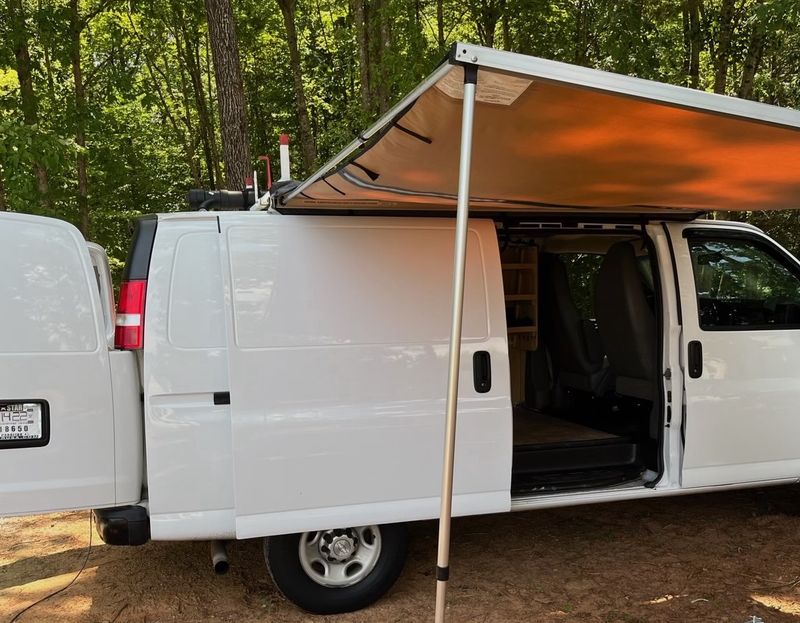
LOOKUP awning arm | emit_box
[434,62,478,623]
[280,60,456,206]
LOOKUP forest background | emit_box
[1,0,799,276]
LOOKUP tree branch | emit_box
[81,0,118,30]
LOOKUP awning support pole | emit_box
[434,63,478,623]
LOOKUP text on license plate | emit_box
[0,403,43,441]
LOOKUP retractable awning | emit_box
[279,43,800,215]
[275,44,800,623]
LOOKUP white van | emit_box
[4,207,800,613]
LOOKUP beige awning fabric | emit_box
[280,43,800,216]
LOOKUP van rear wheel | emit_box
[265,523,408,614]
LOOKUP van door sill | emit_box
[510,477,649,510]
[512,466,644,496]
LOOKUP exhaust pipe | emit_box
[210,540,229,575]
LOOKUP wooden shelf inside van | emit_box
[501,245,538,404]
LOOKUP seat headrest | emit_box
[603,241,639,271]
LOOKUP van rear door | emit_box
[0,213,116,515]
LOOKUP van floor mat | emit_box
[513,409,619,445]
[510,466,644,496]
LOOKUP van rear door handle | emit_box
[473,351,492,393]
[213,392,231,405]
[688,341,703,379]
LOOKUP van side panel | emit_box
[220,216,512,538]
[143,215,236,539]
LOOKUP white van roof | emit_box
[279,42,800,217]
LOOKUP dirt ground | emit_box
[3,488,800,622]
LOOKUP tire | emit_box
[265,523,408,614]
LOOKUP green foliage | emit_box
[690,238,800,301]
[1,0,800,275]
[560,253,603,319]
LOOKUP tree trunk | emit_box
[713,0,735,94]
[352,0,371,113]
[501,1,511,51]
[768,53,780,105]
[204,0,251,190]
[479,16,496,48]
[170,13,203,187]
[436,0,445,48]
[69,0,90,238]
[368,0,392,115]
[684,0,702,89]
[182,27,218,187]
[738,4,766,100]
[681,1,690,82]
[377,0,392,114]
[9,0,51,208]
[276,0,317,173]
[471,0,500,48]
[37,0,56,100]
[573,0,588,64]
[205,32,223,187]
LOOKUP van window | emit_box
[688,235,800,330]
[0,221,97,352]
[558,253,603,319]
[168,232,225,348]
[228,224,489,348]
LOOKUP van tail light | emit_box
[115,280,146,349]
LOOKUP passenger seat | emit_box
[541,254,609,396]
[593,242,658,425]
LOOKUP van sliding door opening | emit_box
[500,228,664,495]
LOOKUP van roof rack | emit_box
[186,189,256,211]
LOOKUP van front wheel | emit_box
[265,523,408,614]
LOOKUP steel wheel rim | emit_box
[298,525,382,588]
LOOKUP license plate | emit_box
[0,403,43,441]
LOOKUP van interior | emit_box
[499,224,662,496]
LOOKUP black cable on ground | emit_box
[9,511,94,623]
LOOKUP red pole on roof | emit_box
[279,133,291,181]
